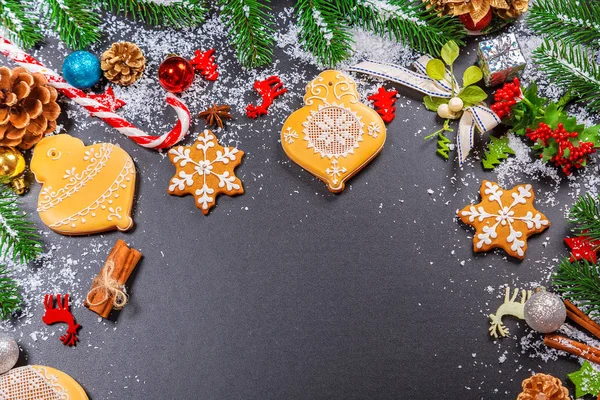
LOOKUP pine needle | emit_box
[0,0,42,48]
[220,0,275,68]
[101,0,207,28]
[296,0,354,67]
[46,0,102,49]
[553,258,600,317]
[0,188,42,264]
[0,265,21,320]
[527,0,600,49]
[532,38,600,114]
[338,0,466,57]
[569,193,600,241]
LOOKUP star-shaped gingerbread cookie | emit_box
[167,129,244,214]
[458,180,550,260]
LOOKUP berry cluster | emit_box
[526,122,596,175]
[490,78,522,119]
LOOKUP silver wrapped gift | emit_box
[477,33,526,87]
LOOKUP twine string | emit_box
[86,260,128,309]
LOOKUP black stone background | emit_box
[7,2,584,399]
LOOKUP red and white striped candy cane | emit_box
[0,37,190,150]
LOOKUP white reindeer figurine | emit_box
[489,287,533,338]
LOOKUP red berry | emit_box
[459,9,493,31]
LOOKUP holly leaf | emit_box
[441,40,459,66]
[581,124,600,146]
[541,140,558,162]
[423,96,448,112]
[426,59,445,80]
[543,103,560,128]
[459,86,487,105]
[462,66,483,87]
[568,361,600,398]
[482,136,515,169]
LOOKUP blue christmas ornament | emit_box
[62,51,102,89]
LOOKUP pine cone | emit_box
[0,67,60,150]
[517,374,570,400]
[101,42,146,86]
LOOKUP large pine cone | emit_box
[517,374,570,400]
[0,67,60,150]
[101,42,145,86]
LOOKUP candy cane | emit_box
[0,37,190,150]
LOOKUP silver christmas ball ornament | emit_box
[0,333,18,374]
[524,289,566,333]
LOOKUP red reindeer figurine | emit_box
[42,294,81,347]
[246,76,287,119]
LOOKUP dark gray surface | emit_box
[7,5,583,400]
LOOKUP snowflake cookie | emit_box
[281,70,386,193]
[167,130,244,214]
[458,180,550,260]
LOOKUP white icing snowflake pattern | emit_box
[168,130,244,214]
[325,159,347,185]
[303,102,364,158]
[367,122,381,138]
[460,181,549,258]
[283,127,298,144]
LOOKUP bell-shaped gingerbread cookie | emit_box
[31,134,136,235]
[281,70,386,192]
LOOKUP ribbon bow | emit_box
[85,260,128,310]
[349,57,501,164]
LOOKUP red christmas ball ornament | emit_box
[158,56,194,93]
[459,9,493,31]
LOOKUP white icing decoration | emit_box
[367,122,381,138]
[325,159,347,185]
[283,127,298,144]
[168,130,241,211]
[461,182,549,257]
[48,157,134,229]
[38,144,113,212]
[302,102,364,159]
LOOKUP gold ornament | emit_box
[422,0,529,22]
[101,42,146,86]
[0,146,26,194]
[517,374,570,400]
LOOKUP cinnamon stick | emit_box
[84,239,142,318]
[544,334,600,365]
[565,300,600,341]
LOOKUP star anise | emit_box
[198,104,232,129]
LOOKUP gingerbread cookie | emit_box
[168,129,244,214]
[0,366,88,399]
[281,70,386,193]
[31,134,136,236]
[458,180,550,259]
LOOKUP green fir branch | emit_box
[569,193,600,241]
[338,0,466,58]
[0,0,42,48]
[553,258,600,317]
[527,0,600,49]
[0,188,42,264]
[46,0,102,49]
[220,0,275,68]
[101,0,207,28]
[0,265,21,320]
[295,0,354,66]
[533,38,600,114]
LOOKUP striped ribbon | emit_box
[349,56,501,165]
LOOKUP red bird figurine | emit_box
[246,76,287,119]
[42,294,81,347]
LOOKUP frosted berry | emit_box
[437,104,452,119]
[448,97,464,113]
